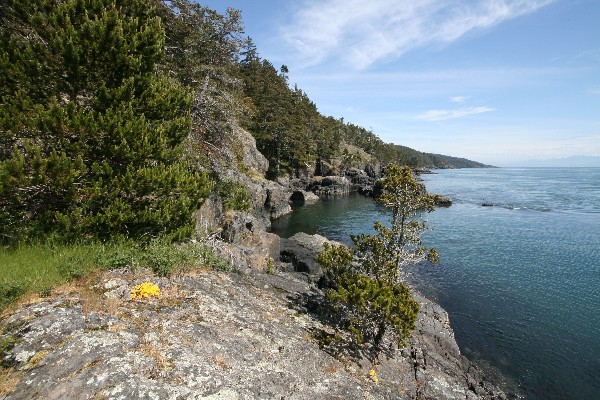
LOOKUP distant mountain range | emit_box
[507,156,600,168]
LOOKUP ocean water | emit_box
[271,168,600,400]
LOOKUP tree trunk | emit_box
[373,321,387,365]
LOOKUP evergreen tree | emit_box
[240,59,290,176]
[0,0,211,243]
[318,164,439,365]
[158,0,246,146]
[240,59,336,177]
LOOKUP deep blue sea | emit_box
[271,168,600,400]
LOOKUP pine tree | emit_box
[318,163,439,365]
[158,0,246,146]
[240,59,333,177]
[0,0,211,243]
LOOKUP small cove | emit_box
[271,168,600,400]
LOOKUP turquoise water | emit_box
[271,168,600,400]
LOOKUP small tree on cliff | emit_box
[317,163,439,366]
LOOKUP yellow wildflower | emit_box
[131,282,161,300]
[369,369,379,384]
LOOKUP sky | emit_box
[201,0,600,167]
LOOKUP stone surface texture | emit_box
[1,240,506,399]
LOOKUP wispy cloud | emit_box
[417,106,495,121]
[282,0,554,69]
[450,96,470,103]
[589,85,600,95]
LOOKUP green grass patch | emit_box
[0,241,104,309]
[0,237,229,310]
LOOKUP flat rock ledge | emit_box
[1,260,507,400]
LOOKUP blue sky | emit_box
[201,0,600,166]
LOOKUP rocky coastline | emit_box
[1,230,508,400]
[1,127,505,399]
[1,190,508,400]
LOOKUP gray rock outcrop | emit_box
[1,260,507,400]
[279,233,338,282]
[198,123,293,226]
[309,176,352,197]
[218,211,281,272]
[290,190,320,205]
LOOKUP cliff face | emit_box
[1,234,506,400]
[0,125,507,399]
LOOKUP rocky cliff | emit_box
[1,231,507,400]
[0,125,506,399]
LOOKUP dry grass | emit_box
[28,349,52,368]
[159,283,186,301]
[323,364,339,374]
[139,337,173,374]
[213,355,229,370]
[76,277,123,316]
[0,367,24,396]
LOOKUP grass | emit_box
[0,237,229,311]
[0,241,102,309]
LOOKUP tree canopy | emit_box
[0,0,211,243]
[318,164,439,365]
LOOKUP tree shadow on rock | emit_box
[287,290,393,366]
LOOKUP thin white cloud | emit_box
[417,106,495,121]
[283,0,554,69]
[450,96,470,103]
[589,86,600,95]
[296,66,570,102]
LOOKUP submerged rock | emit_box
[436,196,453,207]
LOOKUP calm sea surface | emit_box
[271,168,600,400]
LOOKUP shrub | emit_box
[95,241,142,270]
[0,283,25,310]
[318,164,438,365]
[197,244,231,272]
[218,180,251,212]
[0,0,212,243]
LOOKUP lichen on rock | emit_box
[1,247,508,400]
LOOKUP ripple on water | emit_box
[272,169,600,400]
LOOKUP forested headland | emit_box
[1,0,489,244]
[0,4,512,398]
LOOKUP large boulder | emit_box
[309,176,352,197]
[220,211,280,272]
[264,185,292,219]
[279,232,339,283]
[290,190,320,205]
